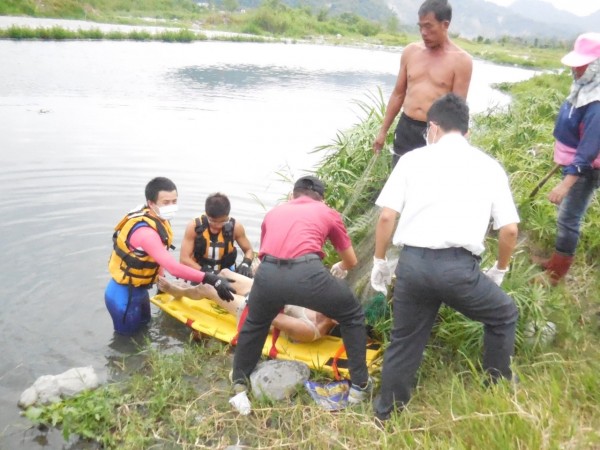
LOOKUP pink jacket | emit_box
[554,140,600,169]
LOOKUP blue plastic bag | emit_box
[304,379,350,410]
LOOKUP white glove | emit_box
[484,261,509,286]
[371,257,392,294]
[330,262,348,279]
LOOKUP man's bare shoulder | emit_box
[401,42,427,63]
[234,220,246,235]
[403,41,426,56]
[405,41,425,51]
[184,218,199,234]
[448,41,472,60]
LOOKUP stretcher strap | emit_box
[269,327,281,359]
[230,304,249,346]
[331,344,346,381]
[230,305,282,358]
[268,307,285,358]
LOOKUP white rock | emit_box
[18,387,39,409]
[32,375,61,405]
[250,360,310,401]
[56,367,100,396]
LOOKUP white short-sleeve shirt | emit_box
[376,133,520,256]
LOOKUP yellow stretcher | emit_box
[150,293,382,378]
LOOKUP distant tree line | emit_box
[474,34,574,50]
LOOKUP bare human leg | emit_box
[157,276,246,318]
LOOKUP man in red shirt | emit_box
[231,176,372,403]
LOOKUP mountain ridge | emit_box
[387,0,598,40]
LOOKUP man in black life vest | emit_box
[180,192,255,279]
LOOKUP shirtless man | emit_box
[158,272,337,343]
[373,0,473,167]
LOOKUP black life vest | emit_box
[193,214,237,273]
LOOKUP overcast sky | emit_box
[485,0,599,17]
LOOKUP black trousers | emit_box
[375,246,519,419]
[232,254,369,386]
[392,113,427,167]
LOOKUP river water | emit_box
[0,25,537,448]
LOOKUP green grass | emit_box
[470,71,600,260]
[456,36,568,69]
[0,0,204,21]
[24,321,600,448]
[0,24,211,41]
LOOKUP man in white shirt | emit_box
[370,93,520,421]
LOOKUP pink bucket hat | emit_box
[561,32,600,67]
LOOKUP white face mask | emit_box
[153,204,178,220]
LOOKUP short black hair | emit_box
[292,188,323,201]
[427,93,469,135]
[205,192,231,217]
[418,0,452,22]
[145,177,177,203]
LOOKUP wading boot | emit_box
[531,254,551,270]
[544,251,574,286]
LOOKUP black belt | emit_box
[402,245,481,261]
[262,254,321,265]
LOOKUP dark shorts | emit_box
[392,113,427,166]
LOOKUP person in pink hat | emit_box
[539,33,600,285]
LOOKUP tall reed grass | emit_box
[0,25,207,41]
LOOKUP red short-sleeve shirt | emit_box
[258,196,352,259]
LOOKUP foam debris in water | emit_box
[18,366,100,408]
